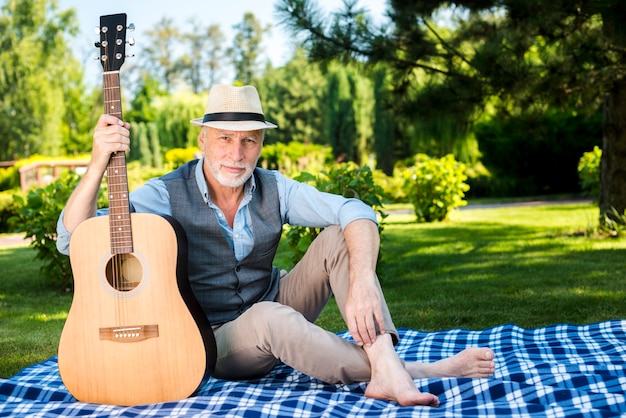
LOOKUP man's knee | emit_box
[245,302,304,331]
[246,301,289,324]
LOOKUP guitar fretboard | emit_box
[103,71,133,254]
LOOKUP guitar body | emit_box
[58,213,216,405]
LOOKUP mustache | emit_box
[221,162,248,169]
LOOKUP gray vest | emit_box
[162,160,282,325]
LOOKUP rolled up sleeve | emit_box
[276,171,378,229]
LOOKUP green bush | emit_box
[164,147,201,169]
[285,163,388,265]
[578,146,602,201]
[0,189,22,233]
[372,168,406,203]
[10,172,83,290]
[402,154,469,223]
[126,160,169,191]
[0,166,19,190]
[259,142,333,178]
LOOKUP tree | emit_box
[148,122,163,169]
[128,121,149,164]
[325,64,374,164]
[228,12,270,84]
[278,0,626,217]
[126,74,166,124]
[326,67,357,162]
[152,91,205,150]
[143,17,181,92]
[372,66,395,175]
[256,48,327,145]
[178,19,225,93]
[0,0,85,159]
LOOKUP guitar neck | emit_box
[103,71,133,254]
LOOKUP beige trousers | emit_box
[212,225,398,384]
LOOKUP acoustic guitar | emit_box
[58,13,216,406]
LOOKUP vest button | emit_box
[235,266,241,272]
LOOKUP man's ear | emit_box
[198,128,206,148]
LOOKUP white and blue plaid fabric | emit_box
[1,320,625,417]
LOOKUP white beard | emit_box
[207,159,256,188]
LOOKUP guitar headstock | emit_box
[96,13,135,72]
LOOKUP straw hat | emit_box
[190,85,277,131]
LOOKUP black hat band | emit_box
[202,112,266,123]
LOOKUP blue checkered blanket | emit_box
[1,321,626,417]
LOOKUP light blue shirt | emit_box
[56,158,377,259]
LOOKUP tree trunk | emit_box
[599,77,626,219]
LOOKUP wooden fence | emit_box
[17,160,89,192]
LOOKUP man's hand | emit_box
[342,219,385,347]
[91,114,131,172]
[345,272,386,347]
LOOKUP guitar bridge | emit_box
[99,325,159,342]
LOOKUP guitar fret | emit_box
[109,220,131,226]
[109,219,131,226]
[110,235,132,242]
[110,237,132,242]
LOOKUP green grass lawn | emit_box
[0,243,71,379]
[1,202,625,378]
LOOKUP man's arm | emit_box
[275,171,384,345]
[61,114,130,233]
[343,218,386,348]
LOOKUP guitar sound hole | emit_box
[105,254,143,292]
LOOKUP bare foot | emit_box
[363,334,440,407]
[365,367,440,407]
[407,347,496,379]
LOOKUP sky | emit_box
[57,0,388,85]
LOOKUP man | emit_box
[56,85,495,407]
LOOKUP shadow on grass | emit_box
[378,221,626,331]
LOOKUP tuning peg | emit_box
[94,41,101,48]
[128,23,135,32]
[127,38,135,46]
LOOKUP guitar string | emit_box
[114,29,129,329]
[103,51,115,328]
[103,40,125,330]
